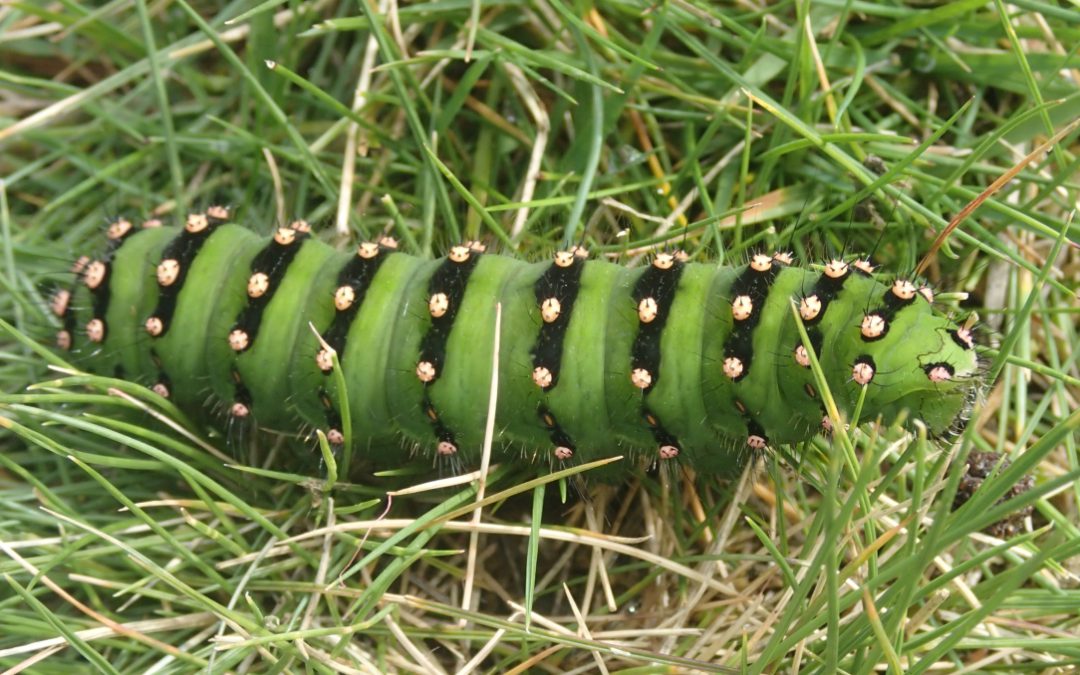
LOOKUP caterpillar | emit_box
[50,208,981,476]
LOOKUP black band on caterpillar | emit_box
[319,240,394,373]
[722,253,783,383]
[228,225,310,353]
[630,253,685,393]
[418,245,482,382]
[56,215,981,477]
[531,247,586,391]
[145,213,222,338]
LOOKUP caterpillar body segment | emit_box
[57,219,980,476]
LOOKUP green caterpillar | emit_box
[51,208,980,476]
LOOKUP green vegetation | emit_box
[1,1,1077,672]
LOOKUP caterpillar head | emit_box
[845,301,980,437]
